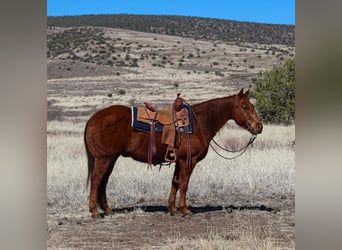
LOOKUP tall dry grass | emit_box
[47,120,294,212]
[47,120,294,249]
[160,229,293,250]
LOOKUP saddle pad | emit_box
[131,103,193,133]
[131,106,164,132]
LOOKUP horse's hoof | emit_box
[91,213,102,219]
[170,210,182,217]
[105,209,115,216]
[182,212,194,218]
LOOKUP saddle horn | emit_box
[174,93,184,112]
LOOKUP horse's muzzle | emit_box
[248,122,263,135]
[256,123,263,134]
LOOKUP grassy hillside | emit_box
[47,27,294,81]
[47,14,294,46]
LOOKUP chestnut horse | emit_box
[84,89,262,218]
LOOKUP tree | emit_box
[254,58,295,125]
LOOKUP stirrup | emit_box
[165,148,177,162]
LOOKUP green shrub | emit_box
[254,58,295,125]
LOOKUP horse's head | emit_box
[232,89,263,135]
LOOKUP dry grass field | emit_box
[47,26,295,249]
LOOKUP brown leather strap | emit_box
[147,112,158,167]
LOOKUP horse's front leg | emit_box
[168,162,180,214]
[178,159,194,215]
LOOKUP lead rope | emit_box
[209,135,256,160]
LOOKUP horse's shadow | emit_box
[110,204,274,215]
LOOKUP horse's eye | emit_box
[242,105,248,110]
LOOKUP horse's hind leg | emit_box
[98,156,118,215]
[89,157,114,218]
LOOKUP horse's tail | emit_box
[84,121,95,189]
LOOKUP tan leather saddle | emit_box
[135,94,190,163]
[137,105,189,128]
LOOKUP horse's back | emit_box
[88,105,130,121]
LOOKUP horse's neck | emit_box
[193,96,235,142]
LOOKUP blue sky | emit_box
[47,0,295,25]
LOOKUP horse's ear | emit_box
[244,89,250,97]
[238,88,244,98]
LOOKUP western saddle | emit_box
[135,93,190,163]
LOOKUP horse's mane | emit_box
[192,95,235,109]
[191,95,235,140]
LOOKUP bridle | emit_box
[209,95,258,160]
[209,133,257,160]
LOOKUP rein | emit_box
[209,134,257,160]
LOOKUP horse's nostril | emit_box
[257,124,263,133]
